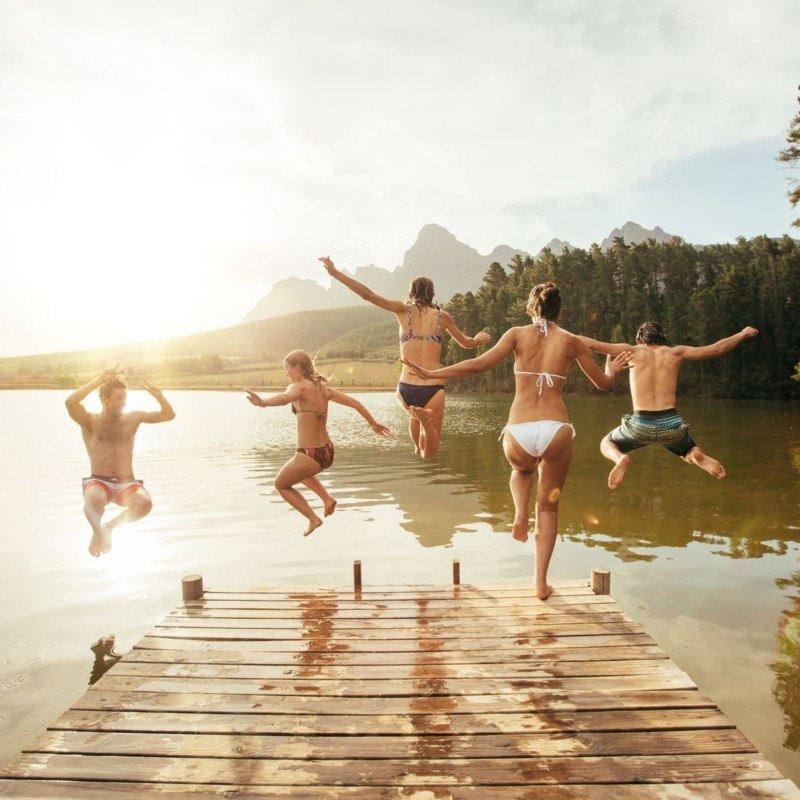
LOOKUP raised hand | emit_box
[606,351,633,374]
[318,255,336,275]
[400,357,433,379]
[371,421,391,437]
[139,379,162,395]
[742,326,759,338]
[474,331,492,346]
[243,388,263,407]
[99,363,121,382]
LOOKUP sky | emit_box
[1,0,798,357]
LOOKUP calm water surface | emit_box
[0,389,799,781]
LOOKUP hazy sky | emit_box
[1,0,798,356]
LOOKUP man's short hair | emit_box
[635,322,668,346]
[99,375,127,400]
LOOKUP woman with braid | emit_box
[319,255,491,459]
[245,350,390,536]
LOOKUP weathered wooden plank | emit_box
[201,586,596,600]
[151,621,645,641]
[178,595,622,624]
[1,780,797,799]
[26,728,755,760]
[0,752,781,785]
[206,581,590,593]
[90,670,695,697]
[49,707,737,736]
[122,643,668,667]
[138,631,649,652]
[72,688,715,715]
[109,657,674,682]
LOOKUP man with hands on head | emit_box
[65,365,175,557]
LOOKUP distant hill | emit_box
[318,320,398,360]
[242,223,529,322]
[600,221,675,251]
[538,238,573,256]
[0,306,388,372]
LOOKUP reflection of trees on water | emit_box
[773,571,800,750]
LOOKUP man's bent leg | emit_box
[103,487,153,552]
[683,446,726,480]
[601,433,632,490]
[84,485,110,558]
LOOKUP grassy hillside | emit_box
[318,320,397,359]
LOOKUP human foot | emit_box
[323,498,337,517]
[409,405,433,422]
[88,523,112,558]
[100,523,113,554]
[536,583,553,600]
[691,451,726,479]
[608,455,630,489]
[512,520,529,543]
[303,516,324,537]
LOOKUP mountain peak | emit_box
[601,221,674,251]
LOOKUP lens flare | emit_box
[583,512,600,526]
[548,487,561,503]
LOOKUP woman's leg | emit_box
[302,475,337,516]
[409,390,445,460]
[274,453,325,536]
[502,433,539,543]
[534,427,574,600]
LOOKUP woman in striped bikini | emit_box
[319,256,491,459]
[245,350,390,537]
[403,282,631,599]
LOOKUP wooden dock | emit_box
[1,565,798,799]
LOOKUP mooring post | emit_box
[182,574,204,602]
[590,568,611,595]
[353,560,362,593]
[452,559,460,587]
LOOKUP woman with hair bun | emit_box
[245,349,390,537]
[403,281,631,599]
[319,255,491,459]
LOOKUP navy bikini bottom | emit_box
[397,382,445,408]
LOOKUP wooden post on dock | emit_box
[181,574,204,602]
[452,559,460,586]
[353,560,362,592]
[591,568,611,595]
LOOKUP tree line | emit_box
[442,235,800,398]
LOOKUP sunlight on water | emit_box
[0,389,798,780]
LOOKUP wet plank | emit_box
[49,707,737,736]
[1,780,797,799]
[0,752,781,785]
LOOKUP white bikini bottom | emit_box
[501,420,576,458]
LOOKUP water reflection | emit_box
[774,571,800,751]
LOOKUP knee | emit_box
[511,465,535,475]
[274,477,290,491]
[136,495,153,516]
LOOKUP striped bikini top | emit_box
[400,304,443,344]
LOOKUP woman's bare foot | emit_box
[687,449,726,479]
[608,455,630,489]
[323,498,337,517]
[512,520,529,542]
[409,405,433,422]
[536,583,553,601]
[303,516,324,537]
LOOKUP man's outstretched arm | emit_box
[136,380,176,423]
[676,326,759,360]
[65,365,119,426]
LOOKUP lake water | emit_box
[0,389,799,782]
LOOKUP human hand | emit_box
[318,255,336,275]
[99,363,121,382]
[742,326,759,338]
[605,351,633,375]
[243,388,263,407]
[400,357,433,379]
[474,331,492,346]
[139,379,162,396]
[371,421,391,437]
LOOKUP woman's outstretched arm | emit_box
[573,339,632,391]
[578,335,634,356]
[244,384,302,408]
[441,311,492,349]
[403,329,517,379]
[319,256,406,314]
[327,387,391,436]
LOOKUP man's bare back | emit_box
[583,323,758,489]
[65,367,175,557]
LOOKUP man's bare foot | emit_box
[536,583,553,601]
[688,450,726,479]
[88,523,112,558]
[512,520,529,543]
[323,498,337,517]
[608,455,630,490]
[303,516,323,537]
